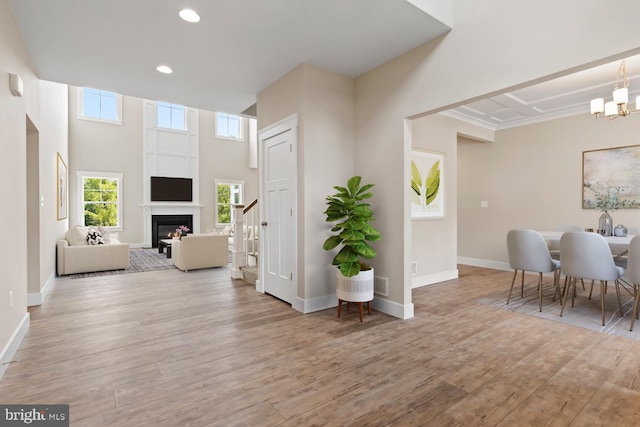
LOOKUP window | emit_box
[215,112,243,140]
[215,180,244,225]
[77,171,123,230]
[79,87,122,123]
[157,102,186,130]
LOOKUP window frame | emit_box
[77,171,124,231]
[157,101,187,131]
[215,179,244,226]
[215,112,244,141]
[77,87,123,125]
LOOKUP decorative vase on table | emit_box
[598,211,613,236]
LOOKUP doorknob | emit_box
[261,221,268,226]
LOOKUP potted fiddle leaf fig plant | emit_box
[323,176,381,316]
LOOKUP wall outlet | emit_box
[9,290,13,309]
[480,200,488,208]
[411,261,418,276]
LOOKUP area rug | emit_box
[476,278,640,341]
[66,248,175,279]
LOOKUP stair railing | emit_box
[243,199,258,267]
[230,199,258,280]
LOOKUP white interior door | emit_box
[259,115,297,304]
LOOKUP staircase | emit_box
[231,200,259,285]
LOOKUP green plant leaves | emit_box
[412,159,440,208]
[323,176,380,277]
[411,161,422,196]
[425,160,440,206]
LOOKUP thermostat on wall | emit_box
[10,73,23,97]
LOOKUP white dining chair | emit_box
[559,232,624,326]
[627,236,640,331]
[507,229,561,312]
[547,225,582,260]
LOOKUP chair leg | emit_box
[589,280,594,300]
[538,272,543,312]
[615,280,623,317]
[631,285,640,331]
[552,270,560,303]
[521,270,526,298]
[581,279,586,291]
[560,276,573,317]
[601,281,606,326]
[507,269,518,304]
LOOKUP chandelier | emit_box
[590,60,639,120]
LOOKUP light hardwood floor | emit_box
[2,265,640,426]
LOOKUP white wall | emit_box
[199,111,258,234]
[410,114,492,287]
[68,86,144,243]
[0,0,36,369]
[258,64,355,310]
[36,80,69,296]
[458,112,640,267]
[302,65,355,301]
[354,0,640,318]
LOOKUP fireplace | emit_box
[152,214,193,247]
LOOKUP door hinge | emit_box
[290,272,293,280]
[290,208,292,216]
[290,144,292,152]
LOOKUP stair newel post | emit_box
[230,204,246,279]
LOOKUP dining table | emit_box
[539,230,635,247]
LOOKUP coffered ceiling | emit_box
[442,54,640,130]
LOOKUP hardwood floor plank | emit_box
[3,265,640,425]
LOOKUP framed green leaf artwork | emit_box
[411,149,444,219]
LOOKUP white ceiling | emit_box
[442,54,640,130]
[10,1,638,127]
[8,0,451,114]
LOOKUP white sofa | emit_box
[57,225,130,275]
[172,233,228,272]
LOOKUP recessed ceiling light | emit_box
[156,65,173,74]
[179,9,200,23]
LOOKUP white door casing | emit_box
[258,114,298,304]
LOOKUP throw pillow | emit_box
[97,225,111,244]
[65,225,89,246]
[86,228,104,245]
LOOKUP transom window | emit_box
[79,87,122,124]
[216,180,244,225]
[77,171,123,230]
[157,102,186,130]
[215,112,243,140]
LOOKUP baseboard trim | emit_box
[457,257,511,271]
[0,313,30,381]
[255,279,264,293]
[129,242,145,249]
[293,294,336,314]
[27,271,56,307]
[411,269,459,289]
[372,297,414,319]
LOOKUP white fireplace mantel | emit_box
[141,203,202,248]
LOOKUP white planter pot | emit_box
[336,268,374,302]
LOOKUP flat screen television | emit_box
[150,176,193,202]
